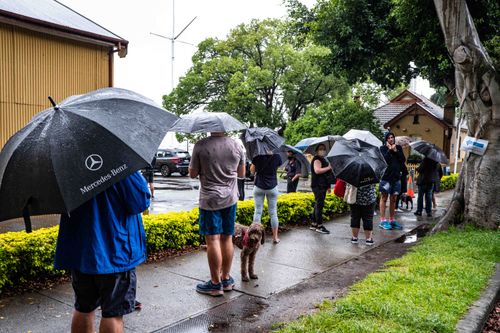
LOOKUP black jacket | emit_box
[417,158,438,186]
[380,145,406,182]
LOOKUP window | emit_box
[413,115,420,124]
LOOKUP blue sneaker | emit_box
[390,221,403,230]
[222,276,235,291]
[378,221,391,230]
[196,280,223,296]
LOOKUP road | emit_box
[0,173,312,233]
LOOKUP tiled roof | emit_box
[0,0,125,43]
[373,90,450,129]
[373,103,412,129]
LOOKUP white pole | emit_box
[171,0,175,93]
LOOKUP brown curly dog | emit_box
[233,223,265,282]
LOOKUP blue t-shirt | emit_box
[54,171,151,274]
[252,154,283,190]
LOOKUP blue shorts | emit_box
[199,204,237,235]
[379,180,401,196]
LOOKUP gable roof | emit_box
[0,0,127,52]
[373,89,451,129]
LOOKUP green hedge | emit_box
[440,173,459,191]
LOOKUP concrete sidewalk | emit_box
[0,191,453,333]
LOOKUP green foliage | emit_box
[163,19,349,132]
[142,210,201,251]
[279,228,500,333]
[0,227,60,291]
[440,173,459,191]
[284,99,383,145]
[0,192,350,292]
[307,0,499,90]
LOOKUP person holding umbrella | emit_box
[242,128,285,244]
[378,132,406,230]
[54,172,150,333]
[310,143,333,234]
[170,112,247,296]
[414,157,439,217]
[142,156,157,198]
[285,150,302,193]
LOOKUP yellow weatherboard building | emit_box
[0,0,128,148]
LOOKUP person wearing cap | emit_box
[285,150,301,193]
[378,132,406,230]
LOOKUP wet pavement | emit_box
[0,191,453,333]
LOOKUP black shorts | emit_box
[71,269,137,318]
[142,171,154,183]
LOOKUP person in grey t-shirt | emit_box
[189,132,245,296]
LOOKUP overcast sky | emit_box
[60,0,433,147]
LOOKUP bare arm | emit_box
[237,163,245,178]
[314,159,332,174]
[189,167,199,179]
[250,164,256,175]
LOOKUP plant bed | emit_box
[279,228,499,333]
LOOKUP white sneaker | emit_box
[395,208,403,213]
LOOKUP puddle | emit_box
[395,223,431,244]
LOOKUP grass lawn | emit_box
[278,228,500,333]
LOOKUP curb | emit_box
[456,263,500,333]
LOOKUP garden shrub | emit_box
[0,178,450,293]
[440,173,458,191]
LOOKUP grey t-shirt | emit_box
[190,136,245,210]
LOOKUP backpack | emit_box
[333,178,346,198]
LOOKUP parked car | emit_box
[155,148,191,176]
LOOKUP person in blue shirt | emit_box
[54,171,150,333]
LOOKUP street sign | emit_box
[460,135,489,155]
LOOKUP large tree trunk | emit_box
[432,0,499,231]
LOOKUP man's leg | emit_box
[379,193,388,221]
[205,235,222,284]
[99,316,124,333]
[389,194,397,221]
[220,234,233,280]
[71,310,95,333]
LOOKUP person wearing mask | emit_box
[285,151,301,193]
[250,151,283,243]
[415,157,438,217]
[378,132,406,230]
[310,144,333,234]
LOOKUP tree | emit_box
[163,19,348,131]
[284,99,383,145]
[431,0,499,231]
[303,0,499,92]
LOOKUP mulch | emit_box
[481,300,500,333]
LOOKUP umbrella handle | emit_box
[23,205,32,233]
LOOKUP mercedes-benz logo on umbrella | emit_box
[85,154,103,171]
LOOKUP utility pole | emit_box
[150,0,196,93]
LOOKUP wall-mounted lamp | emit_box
[425,128,430,132]
[402,128,407,132]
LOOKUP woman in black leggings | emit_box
[310,144,333,234]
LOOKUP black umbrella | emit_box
[169,112,247,133]
[0,87,178,229]
[326,139,387,187]
[241,127,285,160]
[275,144,310,178]
[410,140,449,164]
